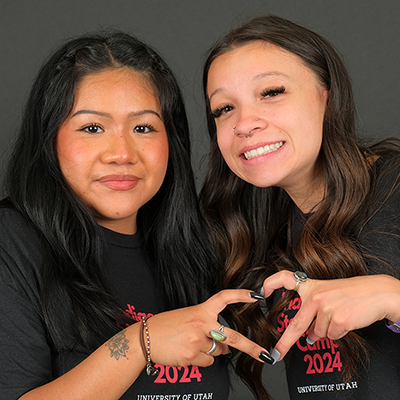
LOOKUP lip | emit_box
[97,174,140,191]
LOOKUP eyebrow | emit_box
[208,71,290,100]
[252,71,290,81]
[71,109,162,120]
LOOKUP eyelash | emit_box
[261,86,285,98]
[79,123,156,134]
[211,86,286,119]
[211,105,233,119]
[81,123,103,134]
[134,124,156,134]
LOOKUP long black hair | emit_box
[3,31,219,351]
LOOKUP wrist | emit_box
[140,316,160,375]
[386,319,400,333]
[382,275,400,332]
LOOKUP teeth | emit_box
[244,142,283,160]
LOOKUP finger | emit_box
[309,305,348,341]
[325,319,350,341]
[204,289,262,315]
[305,320,321,345]
[220,343,230,355]
[272,306,317,360]
[308,308,338,342]
[205,338,218,356]
[211,325,274,364]
[189,352,216,368]
[204,339,229,357]
[307,317,350,344]
[262,270,307,298]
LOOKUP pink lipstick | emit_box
[98,175,139,191]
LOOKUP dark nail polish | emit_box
[250,291,265,300]
[259,351,274,364]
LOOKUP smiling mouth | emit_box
[243,141,284,160]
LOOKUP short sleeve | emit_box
[0,211,53,399]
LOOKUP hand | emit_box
[146,289,273,367]
[262,271,400,362]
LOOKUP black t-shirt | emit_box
[275,156,400,399]
[0,207,229,399]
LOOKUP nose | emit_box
[101,131,138,165]
[233,111,266,138]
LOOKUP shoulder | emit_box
[371,154,400,195]
[0,204,41,251]
[0,204,43,285]
[361,154,400,272]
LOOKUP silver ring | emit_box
[210,325,227,342]
[293,271,307,292]
[207,339,217,354]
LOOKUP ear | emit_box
[322,88,330,103]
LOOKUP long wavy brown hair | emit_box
[200,15,400,399]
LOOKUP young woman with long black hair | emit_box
[0,30,271,400]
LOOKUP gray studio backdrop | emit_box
[1,1,399,399]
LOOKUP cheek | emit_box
[145,139,169,177]
[56,130,87,175]
[56,139,93,197]
[216,127,233,159]
[57,145,89,179]
[216,132,242,177]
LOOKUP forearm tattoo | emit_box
[105,330,129,360]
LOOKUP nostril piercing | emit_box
[255,118,260,121]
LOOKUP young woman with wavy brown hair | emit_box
[200,15,400,400]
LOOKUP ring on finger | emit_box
[207,339,217,355]
[293,271,307,292]
[210,325,227,342]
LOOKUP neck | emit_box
[286,173,325,214]
[96,219,137,235]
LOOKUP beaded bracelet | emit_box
[140,316,160,375]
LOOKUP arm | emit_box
[19,323,145,400]
[262,270,400,362]
[18,290,270,400]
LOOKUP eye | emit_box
[134,124,156,134]
[211,104,234,118]
[261,86,285,98]
[81,124,104,134]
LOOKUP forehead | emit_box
[213,40,308,71]
[75,68,159,103]
[207,41,320,94]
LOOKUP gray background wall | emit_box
[1,1,399,399]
